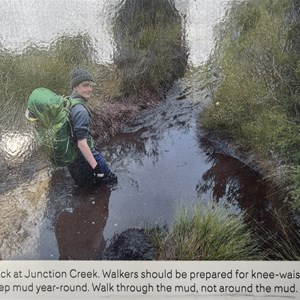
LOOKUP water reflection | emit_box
[0,130,34,162]
[56,185,111,260]
[100,81,202,171]
[41,168,112,260]
[197,137,282,236]
[0,168,51,259]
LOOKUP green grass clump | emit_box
[150,202,261,260]
[257,208,300,261]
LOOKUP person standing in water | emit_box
[67,67,117,186]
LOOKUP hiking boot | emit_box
[102,172,118,184]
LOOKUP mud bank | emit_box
[91,91,162,144]
[101,228,155,260]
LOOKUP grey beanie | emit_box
[70,68,96,89]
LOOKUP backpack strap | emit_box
[68,98,91,116]
[67,97,94,149]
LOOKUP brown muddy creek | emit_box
[0,78,280,260]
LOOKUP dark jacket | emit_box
[69,92,91,141]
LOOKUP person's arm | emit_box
[77,138,97,169]
[71,103,103,175]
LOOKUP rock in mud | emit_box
[101,228,155,260]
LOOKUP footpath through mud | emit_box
[1,77,282,259]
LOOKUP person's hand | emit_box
[93,163,104,178]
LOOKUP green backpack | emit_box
[26,87,93,166]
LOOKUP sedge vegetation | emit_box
[150,201,262,260]
[200,0,300,208]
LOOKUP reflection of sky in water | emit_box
[0,0,231,66]
[0,131,34,161]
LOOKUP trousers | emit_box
[68,148,111,186]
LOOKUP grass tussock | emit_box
[272,221,300,261]
[257,208,300,261]
[150,201,261,260]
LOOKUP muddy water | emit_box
[2,75,279,260]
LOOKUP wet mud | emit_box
[101,229,155,260]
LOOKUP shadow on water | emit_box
[55,185,111,260]
[197,137,278,223]
[196,135,300,259]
